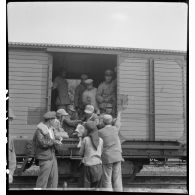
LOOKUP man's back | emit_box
[98,125,123,164]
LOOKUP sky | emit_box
[7,2,188,51]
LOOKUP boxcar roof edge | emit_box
[8,42,187,56]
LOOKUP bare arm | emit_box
[79,138,85,156]
[114,111,122,131]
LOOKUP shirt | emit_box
[82,88,98,110]
[98,125,123,164]
[96,81,116,108]
[74,83,86,109]
[79,136,103,166]
[53,76,71,105]
[9,137,16,176]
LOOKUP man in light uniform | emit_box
[74,74,88,118]
[33,111,61,188]
[98,113,123,191]
[52,68,71,110]
[96,70,116,116]
[8,108,16,184]
[82,79,99,113]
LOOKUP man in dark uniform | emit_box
[52,68,71,110]
[74,74,88,118]
[96,70,116,116]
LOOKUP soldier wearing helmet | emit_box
[96,69,116,116]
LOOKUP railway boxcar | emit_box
[8,42,187,179]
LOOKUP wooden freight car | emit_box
[8,42,187,178]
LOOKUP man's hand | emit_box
[9,174,13,183]
[54,140,62,145]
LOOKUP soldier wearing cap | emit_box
[74,74,88,117]
[82,79,99,113]
[8,108,16,184]
[60,107,82,138]
[52,68,71,110]
[98,112,123,191]
[33,111,61,188]
[66,104,79,120]
[82,105,99,127]
[96,69,116,116]
[53,109,69,140]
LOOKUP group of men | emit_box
[9,67,124,191]
[33,106,123,191]
[52,68,117,117]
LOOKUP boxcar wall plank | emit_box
[9,59,49,65]
[9,63,48,69]
[9,74,48,81]
[9,71,48,78]
[9,85,47,91]
[9,80,47,87]
[9,50,49,56]
[9,67,48,73]
[9,101,47,107]
[9,54,49,61]
[9,89,47,95]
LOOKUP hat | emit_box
[67,105,76,112]
[85,79,93,85]
[81,74,88,80]
[43,111,56,119]
[56,109,68,116]
[9,108,15,119]
[105,69,114,76]
[84,105,94,114]
[103,114,113,124]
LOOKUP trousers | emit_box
[81,164,102,188]
[102,161,123,191]
[36,156,58,188]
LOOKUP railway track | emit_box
[9,174,187,190]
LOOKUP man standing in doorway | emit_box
[98,112,123,191]
[82,79,99,113]
[96,70,116,116]
[74,74,88,118]
[52,68,71,110]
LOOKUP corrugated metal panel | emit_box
[9,50,49,138]
[154,60,185,140]
[118,57,149,140]
[8,42,186,55]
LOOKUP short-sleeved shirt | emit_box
[53,76,71,105]
[79,136,103,166]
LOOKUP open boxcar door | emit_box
[117,54,150,140]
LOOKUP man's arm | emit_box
[96,84,104,103]
[36,129,55,148]
[52,77,59,90]
[74,86,79,108]
[63,116,81,127]
[79,138,85,156]
[114,111,122,131]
